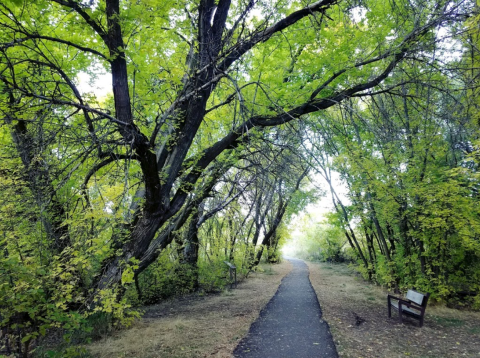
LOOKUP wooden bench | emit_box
[387,289,430,327]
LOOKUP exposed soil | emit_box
[87,261,292,358]
[307,261,480,358]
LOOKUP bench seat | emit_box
[389,300,421,317]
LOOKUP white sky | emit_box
[76,71,112,98]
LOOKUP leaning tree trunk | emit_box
[178,206,203,290]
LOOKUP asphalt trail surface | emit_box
[234,258,338,358]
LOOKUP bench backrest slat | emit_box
[223,261,236,269]
[406,290,425,306]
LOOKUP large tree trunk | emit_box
[1,0,442,306]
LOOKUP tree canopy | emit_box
[0,0,478,355]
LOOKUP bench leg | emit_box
[387,297,391,318]
[419,316,424,327]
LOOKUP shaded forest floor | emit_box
[86,261,292,358]
[307,262,480,358]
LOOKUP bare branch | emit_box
[50,0,108,44]
[0,35,109,60]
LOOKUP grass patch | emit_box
[85,261,292,358]
[34,346,93,358]
[307,261,480,358]
[260,267,277,275]
[433,316,465,327]
[221,289,235,296]
[468,327,480,334]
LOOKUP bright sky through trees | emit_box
[0,0,478,355]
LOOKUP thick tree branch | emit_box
[170,49,409,206]
[218,0,339,71]
[82,153,138,192]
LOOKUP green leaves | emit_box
[300,53,480,300]
[0,1,477,355]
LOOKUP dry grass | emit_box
[87,261,292,358]
[307,261,480,358]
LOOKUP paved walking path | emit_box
[234,258,338,358]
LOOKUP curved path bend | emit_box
[234,258,338,358]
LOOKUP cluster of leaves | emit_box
[0,0,476,355]
[0,132,87,356]
[300,46,480,304]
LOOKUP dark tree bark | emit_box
[10,119,71,252]
[0,0,465,304]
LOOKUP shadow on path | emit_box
[234,258,338,358]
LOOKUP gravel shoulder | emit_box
[307,261,480,358]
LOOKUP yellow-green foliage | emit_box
[293,213,348,262]
[305,75,480,304]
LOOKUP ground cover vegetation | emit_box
[308,261,480,358]
[0,0,477,356]
[87,261,292,358]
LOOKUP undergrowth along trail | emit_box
[86,261,292,358]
